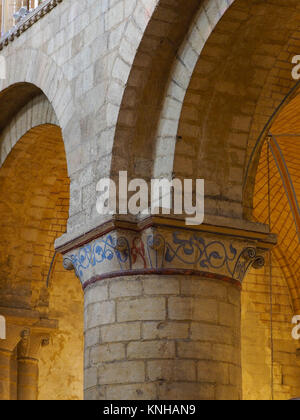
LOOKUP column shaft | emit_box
[17,357,38,400]
[84,275,242,400]
[10,350,17,400]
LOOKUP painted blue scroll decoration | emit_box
[163,233,237,275]
[66,232,255,282]
[69,235,131,279]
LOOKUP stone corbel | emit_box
[233,247,266,282]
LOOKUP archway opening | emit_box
[0,124,83,400]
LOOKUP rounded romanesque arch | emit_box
[112,0,300,221]
[171,0,300,218]
[0,122,84,400]
[0,124,68,309]
[251,91,300,310]
[103,0,300,401]
[0,92,59,166]
[241,93,300,399]
[111,0,211,182]
[0,84,83,400]
[1,0,300,401]
[0,50,78,176]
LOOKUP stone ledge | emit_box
[0,306,58,331]
[55,214,277,254]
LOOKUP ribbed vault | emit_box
[254,94,300,311]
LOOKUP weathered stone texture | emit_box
[0,0,299,402]
[84,275,242,400]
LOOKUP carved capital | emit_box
[60,217,274,288]
[17,329,50,361]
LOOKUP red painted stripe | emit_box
[82,268,241,290]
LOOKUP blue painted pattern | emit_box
[163,233,237,276]
[70,235,131,279]
[69,231,241,281]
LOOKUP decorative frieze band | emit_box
[0,0,63,51]
[61,218,274,288]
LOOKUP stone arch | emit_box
[0,92,58,166]
[0,64,84,399]
[110,0,202,180]
[241,77,300,400]
[243,79,300,219]
[112,0,300,220]
[0,78,83,399]
[103,0,161,167]
[111,0,237,180]
[242,122,300,397]
[0,124,67,307]
[251,92,300,311]
[153,0,235,179]
[170,0,300,219]
[0,49,78,175]
[0,122,83,400]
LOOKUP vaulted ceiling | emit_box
[254,94,300,311]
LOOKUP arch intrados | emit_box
[0,82,42,133]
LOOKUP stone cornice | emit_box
[0,0,63,51]
[0,306,57,351]
[56,215,277,255]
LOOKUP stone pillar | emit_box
[17,358,39,401]
[84,274,242,400]
[61,217,274,400]
[17,330,49,400]
[0,348,12,400]
[10,349,18,400]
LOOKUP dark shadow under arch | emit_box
[0,82,42,133]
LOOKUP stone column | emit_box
[17,330,49,400]
[10,349,18,400]
[0,348,12,400]
[61,217,274,400]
